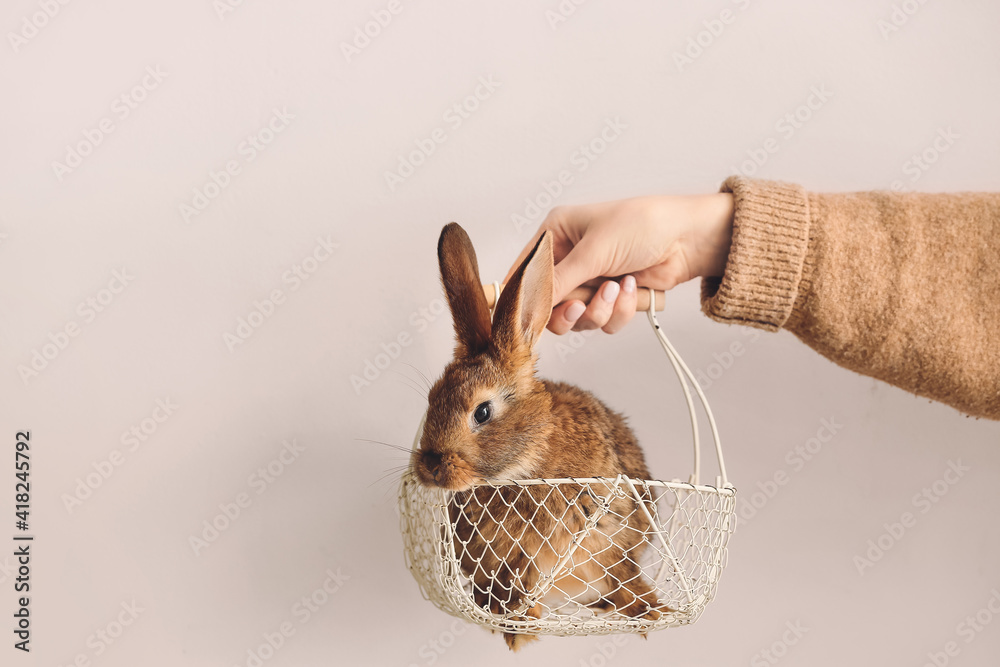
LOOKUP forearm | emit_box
[701,176,1000,420]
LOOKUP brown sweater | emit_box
[700,176,1000,420]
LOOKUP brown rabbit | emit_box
[412,222,663,651]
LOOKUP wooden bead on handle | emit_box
[482,283,665,312]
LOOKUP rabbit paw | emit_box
[503,631,539,652]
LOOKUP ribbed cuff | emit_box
[700,176,811,331]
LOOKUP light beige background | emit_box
[2,1,999,666]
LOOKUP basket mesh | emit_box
[399,472,736,635]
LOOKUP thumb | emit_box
[551,237,606,304]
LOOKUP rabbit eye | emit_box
[473,401,492,425]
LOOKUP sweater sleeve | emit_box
[700,176,1000,420]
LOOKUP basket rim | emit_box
[400,470,737,497]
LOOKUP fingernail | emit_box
[602,281,620,303]
[623,276,636,293]
[566,302,585,321]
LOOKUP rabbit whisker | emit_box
[369,464,413,489]
[355,438,414,454]
[390,369,429,399]
[401,362,434,392]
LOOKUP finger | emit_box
[572,280,619,332]
[552,236,608,305]
[547,300,586,335]
[602,276,637,334]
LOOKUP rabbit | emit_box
[411,222,665,651]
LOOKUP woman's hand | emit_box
[505,193,735,334]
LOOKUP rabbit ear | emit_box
[493,231,554,354]
[438,222,493,357]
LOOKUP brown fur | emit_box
[413,223,662,651]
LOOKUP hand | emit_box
[504,193,734,334]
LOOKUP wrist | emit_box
[688,193,734,278]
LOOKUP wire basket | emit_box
[399,289,737,636]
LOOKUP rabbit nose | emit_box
[418,450,476,490]
[422,450,443,472]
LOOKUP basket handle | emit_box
[482,282,666,312]
[643,288,730,488]
[482,282,730,488]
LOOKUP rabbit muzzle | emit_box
[415,449,479,491]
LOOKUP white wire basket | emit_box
[399,289,737,636]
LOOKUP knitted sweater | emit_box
[701,176,1000,420]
